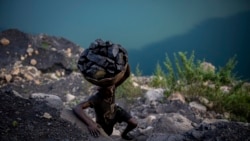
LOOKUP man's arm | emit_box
[73,101,100,137]
[115,64,131,87]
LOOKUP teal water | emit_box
[1,0,250,80]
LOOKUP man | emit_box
[73,66,137,140]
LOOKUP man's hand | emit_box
[88,123,101,137]
[73,101,101,137]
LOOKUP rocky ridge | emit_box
[0,29,249,141]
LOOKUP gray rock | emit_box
[189,101,207,112]
[144,88,164,104]
[152,113,193,134]
[147,133,184,141]
[30,93,63,110]
[65,93,75,102]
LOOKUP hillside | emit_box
[0,29,249,141]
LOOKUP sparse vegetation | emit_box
[149,62,168,88]
[41,41,50,50]
[116,75,142,101]
[135,64,143,77]
[149,51,250,122]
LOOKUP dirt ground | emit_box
[1,87,249,141]
[0,87,89,141]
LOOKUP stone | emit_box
[55,70,61,77]
[34,50,39,55]
[43,112,52,119]
[65,93,75,102]
[20,55,25,60]
[139,126,154,134]
[0,37,10,46]
[112,128,121,136]
[199,97,209,105]
[189,101,207,112]
[168,92,185,103]
[11,67,20,75]
[24,73,33,81]
[132,81,139,87]
[26,47,34,56]
[206,102,214,109]
[51,47,57,51]
[34,79,40,85]
[5,74,12,82]
[220,86,231,93]
[66,48,72,57]
[144,88,164,104]
[50,73,59,80]
[12,90,23,98]
[20,66,41,79]
[66,48,71,53]
[108,45,119,58]
[30,93,63,110]
[223,112,230,119]
[153,113,193,134]
[30,59,37,65]
[146,115,157,125]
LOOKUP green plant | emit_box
[70,59,78,71]
[116,76,142,101]
[217,55,238,85]
[222,81,250,122]
[41,41,50,50]
[12,121,18,127]
[176,51,196,83]
[163,53,176,90]
[149,62,168,88]
[135,63,143,76]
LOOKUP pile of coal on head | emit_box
[77,39,128,86]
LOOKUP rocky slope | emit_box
[0,29,249,141]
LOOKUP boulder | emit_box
[167,92,185,103]
[144,88,164,104]
[30,93,63,110]
[152,113,193,134]
[189,101,207,112]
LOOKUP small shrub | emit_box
[12,121,18,127]
[135,63,143,76]
[149,62,168,88]
[116,76,142,101]
[150,51,249,122]
[41,41,50,49]
[163,53,176,90]
[222,81,250,122]
[217,55,238,85]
